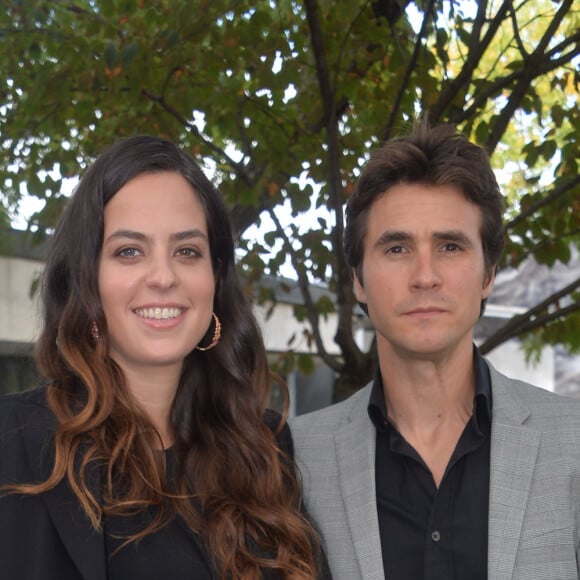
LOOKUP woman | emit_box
[0,136,329,579]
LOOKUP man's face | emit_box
[354,183,494,362]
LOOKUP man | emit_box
[290,123,580,579]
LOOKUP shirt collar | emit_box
[368,345,492,433]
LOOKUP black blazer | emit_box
[0,387,105,580]
[0,387,331,580]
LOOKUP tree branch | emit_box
[455,38,577,127]
[508,0,528,57]
[545,30,580,62]
[507,227,580,267]
[303,0,362,366]
[504,176,580,232]
[512,301,580,336]
[480,276,580,353]
[434,1,579,131]
[481,301,580,353]
[303,0,333,114]
[142,85,297,238]
[267,207,342,371]
[140,89,251,184]
[382,0,437,139]
[485,0,575,152]
[332,2,368,90]
[429,0,512,122]
[532,0,574,55]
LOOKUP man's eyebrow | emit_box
[372,230,475,248]
[373,231,413,247]
[432,230,474,246]
[103,229,208,244]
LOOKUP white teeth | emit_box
[136,307,182,320]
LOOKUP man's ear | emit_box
[353,269,367,304]
[482,268,495,299]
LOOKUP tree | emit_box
[1,0,579,399]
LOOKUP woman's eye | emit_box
[116,247,140,258]
[176,247,200,257]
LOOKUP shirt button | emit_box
[431,531,441,542]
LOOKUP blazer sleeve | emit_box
[263,409,333,580]
[0,390,84,580]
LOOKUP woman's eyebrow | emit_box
[103,228,208,244]
[170,229,208,242]
[103,229,147,244]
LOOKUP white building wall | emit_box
[0,256,42,349]
[479,339,555,391]
[0,254,342,357]
[254,303,341,355]
[0,254,558,394]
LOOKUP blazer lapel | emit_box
[335,389,385,580]
[20,404,107,580]
[487,366,540,580]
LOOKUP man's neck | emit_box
[377,340,476,486]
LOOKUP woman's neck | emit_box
[119,363,181,449]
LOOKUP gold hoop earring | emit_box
[196,313,222,351]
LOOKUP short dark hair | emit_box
[344,121,505,315]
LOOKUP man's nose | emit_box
[410,250,441,290]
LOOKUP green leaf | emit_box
[297,353,316,375]
[104,42,117,69]
[122,41,138,67]
[166,30,180,49]
[1,0,578,398]
[474,120,489,145]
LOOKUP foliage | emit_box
[1,0,579,398]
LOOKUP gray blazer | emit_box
[290,362,580,580]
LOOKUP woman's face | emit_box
[98,171,216,380]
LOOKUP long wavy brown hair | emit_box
[9,136,321,579]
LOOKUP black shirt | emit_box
[104,415,332,580]
[106,512,214,579]
[368,348,492,580]
[105,448,215,579]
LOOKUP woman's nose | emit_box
[146,255,178,289]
